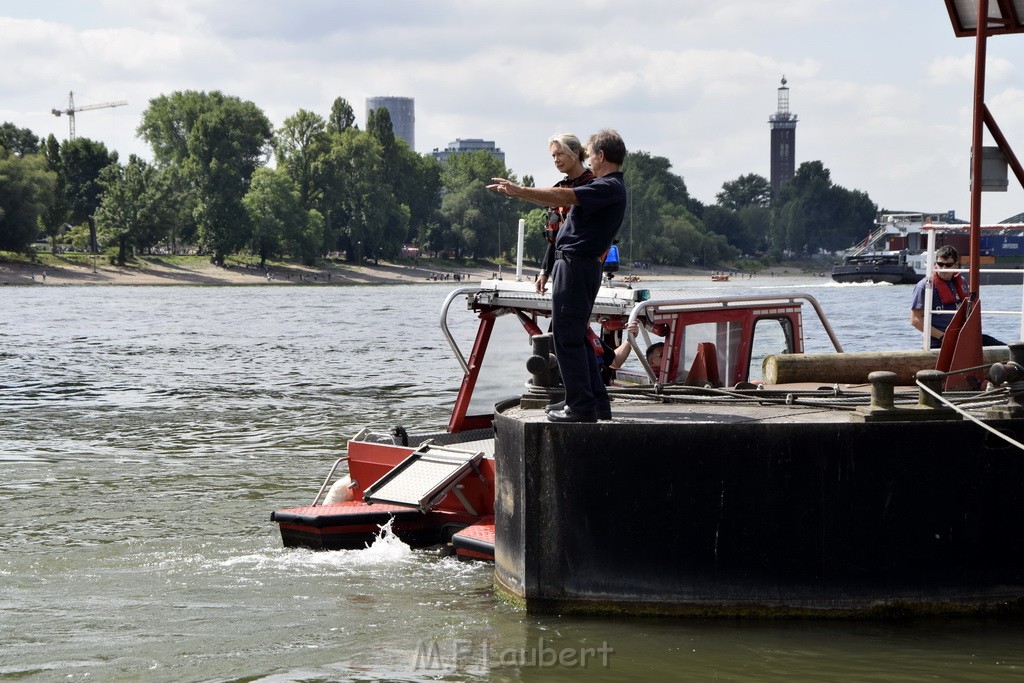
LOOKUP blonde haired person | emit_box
[536,134,594,294]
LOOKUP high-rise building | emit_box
[768,77,798,199]
[366,96,415,150]
[430,138,505,164]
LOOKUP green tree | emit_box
[40,134,70,254]
[716,173,771,210]
[439,151,518,259]
[160,165,199,253]
[95,155,173,266]
[0,148,56,252]
[138,90,272,263]
[180,93,272,263]
[521,207,549,262]
[395,148,442,246]
[328,97,356,134]
[772,161,876,253]
[322,128,406,262]
[274,109,329,211]
[243,166,322,266]
[737,204,772,253]
[0,122,41,157]
[703,205,750,253]
[61,137,118,253]
[138,90,220,166]
[620,151,702,265]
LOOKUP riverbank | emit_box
[0,255,814,286]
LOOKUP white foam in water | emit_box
[216,518,418,576]
[350,517,417,564]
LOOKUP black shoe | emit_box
[544,400,566,414]
[547,407,597,423]
[597,406,613,421]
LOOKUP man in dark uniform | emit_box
[488,129,628,422]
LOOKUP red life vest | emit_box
[932,273,969,306]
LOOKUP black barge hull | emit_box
[831,264,923,285]
[492,404,1024,617]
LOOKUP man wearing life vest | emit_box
[910,245,1002,348]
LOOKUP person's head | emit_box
[586,129,627,176]
[935,245,959,280]
[548,134,587,176]
[646,342,665,376]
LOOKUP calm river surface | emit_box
[2,277,1024,682]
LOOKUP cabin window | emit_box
[676,321,743,385]
[748,317,795,382]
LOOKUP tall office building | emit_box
[768,77,798,199]
[366,96,415,150]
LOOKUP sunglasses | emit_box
[935,261,956,268]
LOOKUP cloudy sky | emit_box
[3,0,1023,225]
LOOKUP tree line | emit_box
[0,92,878,269]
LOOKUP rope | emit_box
[915,379,1024,452]
[608,381,1009,414]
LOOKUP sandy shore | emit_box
[0,257,809,287]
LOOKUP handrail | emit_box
[443,288,845,382]
[312,457,347,506]
[439,286,481,375]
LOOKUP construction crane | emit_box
[51,91,128,141]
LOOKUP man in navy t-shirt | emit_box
[488,129,628,422]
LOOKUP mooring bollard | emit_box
[867,371,897,410]
[915,369,945,409]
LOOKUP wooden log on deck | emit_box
[763,348,1010,386]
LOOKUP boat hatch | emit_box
[363,444,485,514]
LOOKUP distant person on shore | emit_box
[910,245,1003,348]
[489,129,628,423]
[536,134,595,294]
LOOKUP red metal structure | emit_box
[941,0,1024,388]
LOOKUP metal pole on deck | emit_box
[923,227,937,351]
[968,0,988,299]
[516,219,525,281]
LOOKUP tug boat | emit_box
[271,280,814,560]
[271,279,844,562]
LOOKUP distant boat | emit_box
[831,253,922,285]
[711,274,730,282]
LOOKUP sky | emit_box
[2,0,1023,226]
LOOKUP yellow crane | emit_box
[51,91,127,140]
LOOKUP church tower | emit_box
[768,77,797,199]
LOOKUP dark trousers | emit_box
[551,257,608,416]
[930,333,1004,349]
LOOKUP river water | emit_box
[2,277,1024,682]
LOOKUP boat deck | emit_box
[502,383,1005,426]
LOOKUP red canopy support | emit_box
[940,0,1024,382]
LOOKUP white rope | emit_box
[916,380,1024,451]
